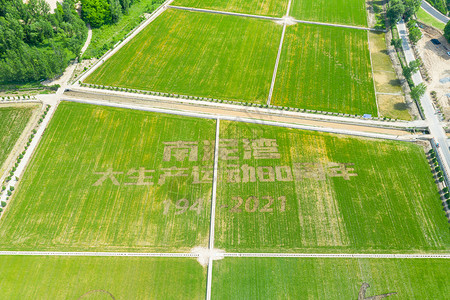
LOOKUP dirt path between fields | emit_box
[63,90,414,137]
[0,103,42,184]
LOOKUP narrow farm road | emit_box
[398,20,450,176]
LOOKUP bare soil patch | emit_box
[416,29,450,120]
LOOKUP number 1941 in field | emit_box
[223,196,286,213]
[163,198,203,215]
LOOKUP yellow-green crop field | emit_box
[0,256,206,299]
[0,102,215,252]
[86,6,378,115]
[213,257,450,299]
[215,121,449,253]
[1,102,448,298]
[86,9,281,105]
[0,102,447,254]
[172,0,289,17]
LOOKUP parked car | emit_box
[431,39,441,45]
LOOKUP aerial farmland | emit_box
[1,0,449,298]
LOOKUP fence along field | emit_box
[214,121,449,253]
[0,256,206,299]
[0,106,35,173]
[171,0,289,17]
[213,257,450,298]
[85,9,281,104]
[272,23,377,115]
[289,0,368,27]
[0,102,216,252]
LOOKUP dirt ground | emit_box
[416,26,450,120]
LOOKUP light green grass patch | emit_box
[0,256,205,299]
[171,0,289,17]
[272,24,377,115]
[86,9,281,104]
[214,121,449,253]
[0,102,215,252]
[213,257,450,299]
[0,105,35,172]
[417,7,446,31]
[290,0,368,27]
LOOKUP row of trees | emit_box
[0,0,87,83]
[81,0,136,28]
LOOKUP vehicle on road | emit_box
[431,39,441,45]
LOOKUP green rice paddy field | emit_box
[0,105,35,173]
[289,0,368,26]
[0,256,205,299]
[0,102,216,252]
[0,103,447,254]
[86,9,281,104]
[172,0,288,17]
[215,121,449,253]
[272,24,376,115]
[213,257,450,299]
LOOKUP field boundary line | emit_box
[206,118,220,300]
[0,251,198,257]
[0,251,447,259]
[266,18,287,105]
[223,253,450,259]
[293,19,384,32]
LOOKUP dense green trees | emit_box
[81,0,135,28]
[445,21,450,43]
[386,0,421,25]
[0,0,87,84]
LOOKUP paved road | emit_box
[421,0,449,24]
[398,20,450,176]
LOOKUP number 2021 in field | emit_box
[227,196,286,213]
[163,198,203,215]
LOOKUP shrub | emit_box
[435,166,441,172]
[0,208,3,212]
[443,187,449,193]
[439,177,444,182]
[1,186,5,191]
[6,190,11,196]
[445,193,450,199]
[9,186,14,191]
[1,201,6,207]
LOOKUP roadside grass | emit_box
[368,31,411,120]
[213,257,450,298]
[85,9,281,104]
[214,121,449,253]
[171,0,288,17]
[0,256,206,299]
[0,105,35,173]
[83,0,165,59]
[0,102,215,252]
[289,0,368,27]
[416,7,446,31]
[377,94,412,120]
[272,24,377,116]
